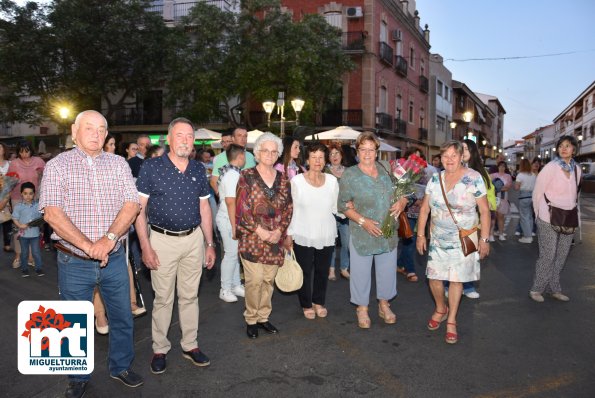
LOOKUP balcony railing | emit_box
[342,32,365,52]
[149,1,233,21]
[395,55,408,77]
[376,112,393,130]
[379,42,393,66]
[394,118,407,135]
[419,127,428,141]
[322,109,363,127]
[419,75,429,93]
[109,108,163,126]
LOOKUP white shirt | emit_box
[287,173,338,249]
[216,169,240,220]
[515,172,536,192]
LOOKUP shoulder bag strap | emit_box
[438,171,460,229]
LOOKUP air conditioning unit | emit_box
[346,6,363,18]
[391,29,402,41]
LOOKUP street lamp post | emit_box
[262,92,305,138]
[58,106,71,149]
[462,111,473,141]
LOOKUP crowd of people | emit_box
[0,111,583,398]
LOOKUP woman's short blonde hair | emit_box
[355,131,380,151]
[440,140,463,156]
[253,132,283,163]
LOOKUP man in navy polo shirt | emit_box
[134,117,216,375]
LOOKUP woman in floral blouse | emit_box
[236,133,293,339]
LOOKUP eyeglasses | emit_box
[259,149,279,156]
[358,148,377,154]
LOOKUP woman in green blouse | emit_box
[337,132,408,329]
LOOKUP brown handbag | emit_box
[438,172,478,257]
[397,211,414,239]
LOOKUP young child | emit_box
[12,182,44,277]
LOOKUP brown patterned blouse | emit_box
[236,167,293,266]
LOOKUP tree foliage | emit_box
[0,0,173,124]
[1,0,354,130]
[169,0,354,128]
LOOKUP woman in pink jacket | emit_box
[530,135,581,303]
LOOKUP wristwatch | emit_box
[105,232,118,241]
[206,242,216,248]
[480,237,490,243]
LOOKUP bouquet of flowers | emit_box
[0,172,19,202]
[380,154,428,238]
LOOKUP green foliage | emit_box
[168,0,354,128]
[1,0,354,129]
[0,0,173,124]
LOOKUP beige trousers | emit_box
[241,257,278,325]
[150,227,204,353]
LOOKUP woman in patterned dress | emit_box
[416,141,491,344]
[236,133,293,339]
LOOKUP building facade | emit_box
[451,80,503,160]
[553,80,595,162]
[428,53,453,157]
[281,0,431,155]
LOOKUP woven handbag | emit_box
[275,249,303,292]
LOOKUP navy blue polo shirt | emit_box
[136,153,210,231]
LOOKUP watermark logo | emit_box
[18,301,94,375]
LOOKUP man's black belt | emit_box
[150,225,198,237]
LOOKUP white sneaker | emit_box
[514,231,521,236]
[518,237,533,243]
[489,235,495,242]
[444,289,449,298]
[529,291,544,302]
[499,235,506,241]
[532,232,536,237]
[551,292,570,302]
[231,284,245,297]
[493,231,499,236]
[464,291,480,299]
[219,289,238,303]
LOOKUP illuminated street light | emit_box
[262,92,304,138]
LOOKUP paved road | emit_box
[2,196,595,397]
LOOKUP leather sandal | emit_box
[356,306,370,329]
[378,302,396,324]
[328,268,337,281]
[406,273,419,282]
[340,269,350,280]
[313,304,327,318]
[445,322,458,344]
[303,308,316,320]
[427,307,448,331]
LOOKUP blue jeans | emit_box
[19,236,42,272]
[57,246,134,382]
[397,217,417,274]
[330,219,350,271]
[518,194,534,238]
[216,213,241,290]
